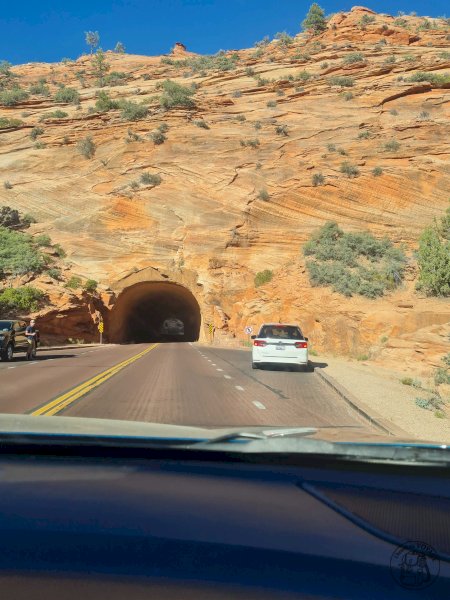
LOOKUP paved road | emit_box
[0,342,374,433]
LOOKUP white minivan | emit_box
[251,323,309,370]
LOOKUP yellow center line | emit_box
[31,344,158,417]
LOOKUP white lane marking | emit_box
[212,363,216,366]
[8,366,16,369]
[253,401,266,410]
[208,360,212,362]
[216,368,223,372]
[224,375,232,379]
[235,385,244,391]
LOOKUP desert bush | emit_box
[384,139,400,152]
[275,32,294,47]
[416,206,450,296]
[46,267,61,280]
[0,286,44,312]
[312,173,325,186]
[266,100,277,108]
[240,138,260,148]
[158,79,196,109]
[384,55,396,64]
[372,166,383,176]
[77,135,96,159]
[343,52,365,64]
[0,88,29,106]
[232,90,242,98]
[40,110,68,121]
[357,130,370,139]
[303,221,406,297]
[30,126,44,141]
[84,279,98,292]
[29,80,50,96]
[296,70,312,82]
[236,114,246,122]
[193,119,209,129]
[254,269,273,287]
[258,189,270,201]
[119,100,148,121]
[140,173,162,186]
[329,76,354,87]
[54,86,80,105]
[0,117,23,129]
[417,110,430,120]
[406,71,450,86]
[340,162,359,177]
[65,276,82,289]
[95,91,119,112]
[254,121,262,130]
[275,124,288,136]
[104,71,127,86]
[149,130,166,145]
[0,226,46,277]
[34,234,51,247]
[360,14,376,25]
[326,143,336,152]
[245,67,255,76]
[34,141,46,149]
[320,62,329,69]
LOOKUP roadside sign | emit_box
[244,326,253,335]
[98,321,104,333]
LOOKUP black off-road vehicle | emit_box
[0,320,40,361]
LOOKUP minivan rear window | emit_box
[259,325,303,339]
[0,321,13,331]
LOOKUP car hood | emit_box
[0,413,440,447]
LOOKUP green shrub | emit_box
[240,138,260,148]
[266,100,277,108]
[360,14,376,25]
[275,32,294,47]
[416,207,450,296]
[0,206,34,229]
[296,70,312,82]
[40,110,68,121]
[329,76,354,87]
[326,143,336,152]
[95,91,119,112]
[84,279,98,292]
[321,62,329,69]
[312,173,325,186]
[357,354,369,361]
[0,88,29,106]
[372,166,383,176]
[303,221,406,298]
[140,173,161,186]
[232,90,242,98]
[158,123,169,133]
[258,189,270,201]
[34,234,51,247]
[46,267,61,280]
[343,52,365,64]
[103,71,127,86]
[418,110,430,120]
[0,286,44,313]
[236,114,246,122]
[34,141,46,149]
[65,276,82,289]
[401,377,413,385]
[342,91,354,101]
[384,139,400,152]
[53,244,66,258]
[54,87,80,105]
[149,130,166,145]
[29,80,50,96]
[193,119,209,129]
[255,269,273,287]
[340,162,359,178]
[3,181,12,190]
[406,71,450,86]
[275,124,288,136]
[0,117,23,129]
[254,121,262,130]
[158,80,195,109]
[77,135,96,159]
[357,130,370,139]
[119,100,148,121]
[30,126,44,141]
[0,227,46,277]
[384,55,396,64]
[245,67,255,76]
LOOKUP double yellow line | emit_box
[32,344,158,416]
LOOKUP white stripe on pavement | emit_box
[253,401,266,410]
[235,386,244,391]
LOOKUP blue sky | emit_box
[1,1,448,64]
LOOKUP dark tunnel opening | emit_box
[109,282,201,344]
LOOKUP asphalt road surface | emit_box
[0,342,373,431]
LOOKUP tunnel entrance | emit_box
[109,282,201,344]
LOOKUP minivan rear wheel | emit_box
[2,344,14,362]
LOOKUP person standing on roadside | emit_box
[25,319,37,360]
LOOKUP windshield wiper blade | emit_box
[191,427,318,447]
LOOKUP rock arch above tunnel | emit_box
[109,282,201,343]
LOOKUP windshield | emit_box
[0,3,449,456]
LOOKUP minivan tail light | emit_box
[254,340,267,347]
[295,341,308,349]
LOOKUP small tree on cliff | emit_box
[114,42,125,53]
[302,3,327,35]
[92,49,110,87]
[85,31,100,54]
[416,207,450,297]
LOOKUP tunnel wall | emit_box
[108,281,202,344]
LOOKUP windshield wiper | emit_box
[193,427,318,446]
